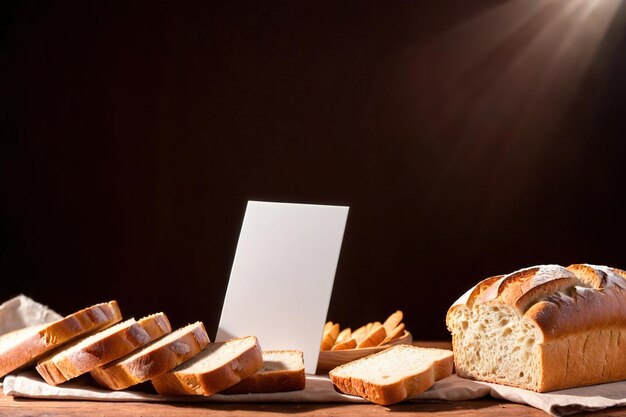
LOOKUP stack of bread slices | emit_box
[0,301,305,396]
[0,299,455,405]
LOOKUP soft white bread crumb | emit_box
[90,322,209,390]
[329,345,453,405]
[151,336,263,396]
[223,350,305,394]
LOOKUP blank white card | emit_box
[216,201,349,374]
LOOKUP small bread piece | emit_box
[331,328,355,350]
[90,322,209,390]
[356,322,386,348]
[0,301,122,378]
[329,345,453,405]
[320,322,340,351]
[350,325,368,345]
[223,350,305,394]
[383,311,403,334]
[36,313,172,385]
[335,328,351,345]
[152,336,262,396]
[381,323,406,345]
[331,338,357,351]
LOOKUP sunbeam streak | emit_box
[397,0,624,212]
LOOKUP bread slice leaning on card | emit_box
[152,336,263,396]
[0,301,122,378]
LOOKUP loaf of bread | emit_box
[329,345,453,405]
[223,350,306,394]
[151,336,263,396]
[0,301,122,378]
[90,321,210,390]
[446,263,626,392]
[36,313,171,385]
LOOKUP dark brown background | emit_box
[1,1,625,340]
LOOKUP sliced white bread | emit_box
[350,325,368,345]
[332,327,356,350]
[355,322,386,348]
[320,322,340,351]
[329,345,454,405]
[152,336,263,396]
[383,311,403,334]
[223,350,305,394]
[331,337,357,351]
[90,321,209,390]
[0,301,122,378]
[36,313,172,385]
[335,328,351,345]
[382,323,405,345]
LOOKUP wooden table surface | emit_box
[2,392,626,417]
[2,341,625,416]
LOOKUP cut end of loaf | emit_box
[447,263,626,392]
[448,304,542,390]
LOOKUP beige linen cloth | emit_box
[2,295,626,416]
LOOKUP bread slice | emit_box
[382,323,405,345]
[329,345,454,405]
[350,325,368,345]
[0,301,122,378]
[320,322,340,351]
[356,322,386,348]
[151,336,263,396]
[36,313,172,385]
[90,322,209,390]
[331,338,357,351]
[223,350,305,394]
[383,311,403,334]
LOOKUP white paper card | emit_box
[216,201,349,374]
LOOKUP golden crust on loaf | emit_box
[447,263,626,392]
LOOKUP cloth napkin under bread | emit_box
[2,295,626,416]
[0,295,61,335]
